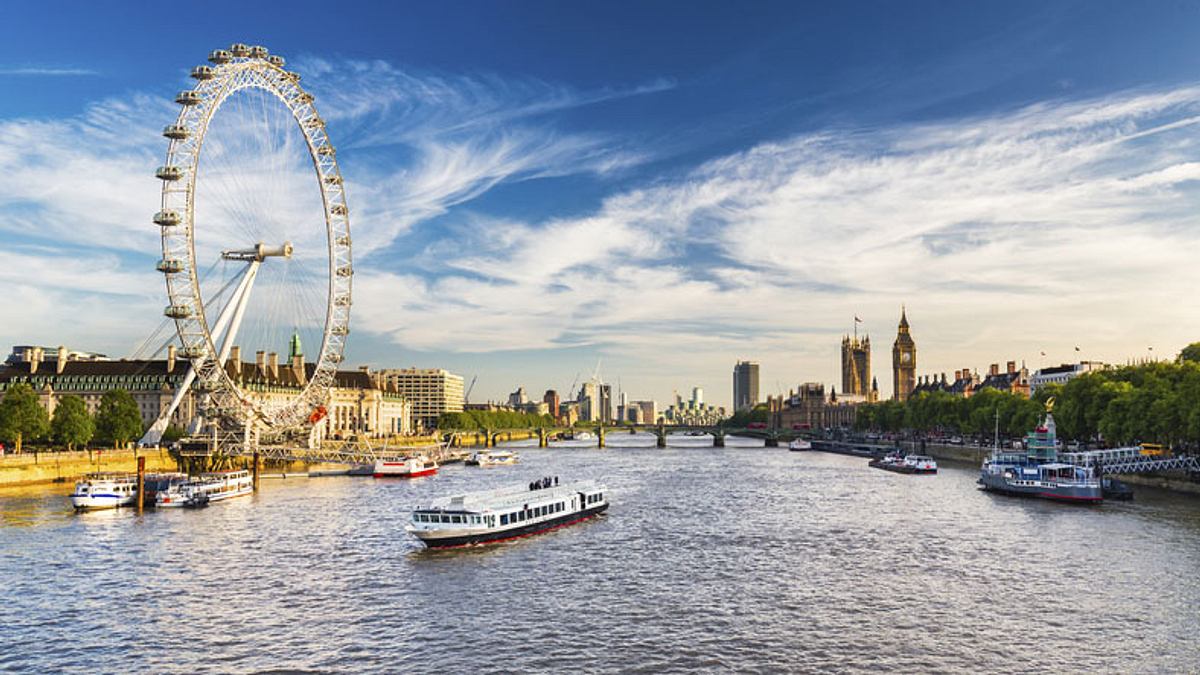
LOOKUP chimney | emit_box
[989,363,999,377]
[1007,361,1016,374]
[229,346,242,377]
[268,352,279,380]
[167,345,176,373]
[28,347,42,375]
[255,350,265,377]
[293,354,306,385]
[56,346,68,375]
[359,365,370,373]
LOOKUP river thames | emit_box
[1,435,1198,673]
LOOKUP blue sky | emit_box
[3,1,1200,407]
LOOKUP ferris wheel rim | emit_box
[155,44,352,434]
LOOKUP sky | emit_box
[3,1,1200,408]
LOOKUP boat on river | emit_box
[70,473,138,510]
[156,470,254,508]
[978,401,1101,503]
[869,453,937,474]
[788,439,812,451]
[142,472,188,505]
[406,479,608,548]
[373,456,438,478]
[470,449,518,466]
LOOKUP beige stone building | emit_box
[0,345,412,443]
[378,368,464,431]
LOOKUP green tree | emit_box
[94,389,144,448]
[50,395,94,450]
[1178,342,1200,364]
[161,424,185,444]
[0,383,50,453]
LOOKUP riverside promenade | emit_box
[0,448,178,487]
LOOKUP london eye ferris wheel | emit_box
[149,43,352,450]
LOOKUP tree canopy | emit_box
[51,395,94,451]
[94,389,144,448]
[438,409,556,431]
[0,383,50,452]
[855,354,1200,449]
[723,404,769,428]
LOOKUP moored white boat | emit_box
[70,473,138,510]
[406,479,608,548]
[478,449,519,467]
[156,469,254,508]
[373,456,438,478]
[788,439,812,451]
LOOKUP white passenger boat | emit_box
[70,473,138,510]
[788,439,812,451]
[406,479,608,548]
[573,431,595,441]
[478,449,519,467]
[156,469,254,508]
[373,456,438,478]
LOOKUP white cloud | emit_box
[352,85,1200,401]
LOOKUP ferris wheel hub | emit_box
[220,241,294,262]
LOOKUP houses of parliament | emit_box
[841,308,916,402]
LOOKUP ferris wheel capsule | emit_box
[330,204,347,216]
[208,49,232,64]
[155,166,184,181]
[316,145,335,157]
[156,258,184,274]
[153,210,181,226]
[162,124,190,140]
[191,65,216,81]
[164,304,193,319]
[266,55,285,68]
[249,45,269,59]
[230,43,251,57]
[175,90,202,106]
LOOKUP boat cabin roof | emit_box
[420,481,602,512]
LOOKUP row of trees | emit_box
[856,343,1200,449]
[437,409,557,431]
[0,384,147,452]
[722,404,769,428]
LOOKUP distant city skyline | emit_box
[3,2,1200,408]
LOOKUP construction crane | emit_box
[464,375,478,404]
[567,372,580,399]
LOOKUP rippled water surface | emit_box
[2,435,1199,673]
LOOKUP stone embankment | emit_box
[0,448,179,487]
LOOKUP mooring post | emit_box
[656,423,667,448]
[136,456,146,513]
[252,450,260,491]
[597,426,606,449]
[713,432,726,448]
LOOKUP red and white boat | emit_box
[373,456,438,478]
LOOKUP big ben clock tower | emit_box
[892,307,916,402]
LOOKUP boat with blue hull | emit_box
[978,401,1102,503]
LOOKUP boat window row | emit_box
[500,501,566,526]
[414,512,489,525]
[585,493,603,505]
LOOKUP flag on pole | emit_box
[854,316,862,323]
[1074,346,1081,352]
[1040,351,1046,357]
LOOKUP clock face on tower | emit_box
[901,352,911,364]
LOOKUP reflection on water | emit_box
[1,435,1198,672]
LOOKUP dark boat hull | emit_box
[977,473,1102,503]
[417,503,609,549]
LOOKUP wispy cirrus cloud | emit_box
[0,66,98,76]
[353,85,1200,394]
[0,56,669,355]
